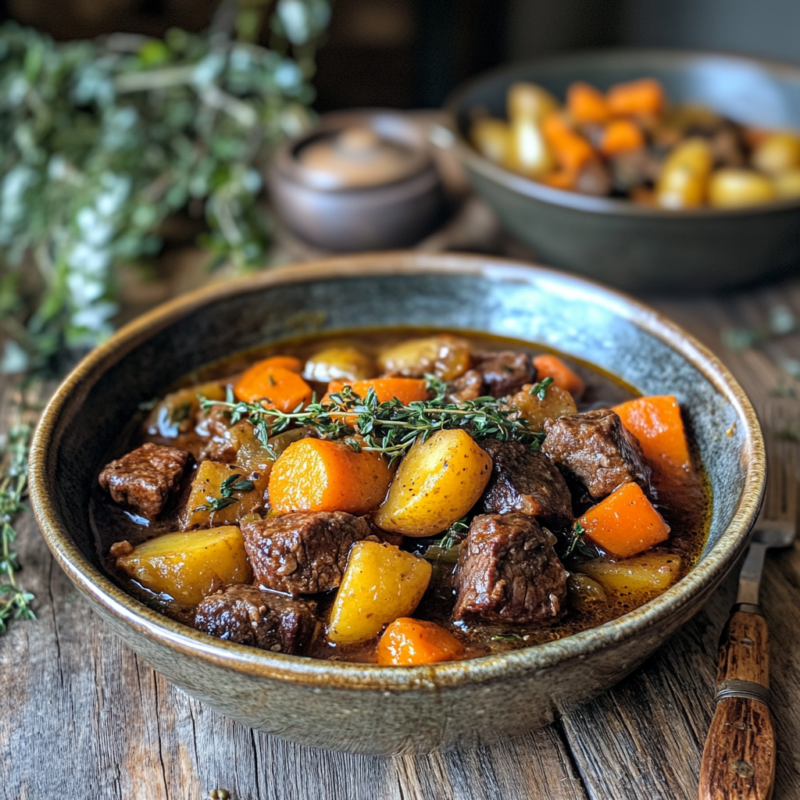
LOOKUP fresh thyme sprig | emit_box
[528,376,554,400]
[199,376,545,466]
[0,423,35,632]
[560,520,597,560]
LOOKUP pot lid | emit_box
[297,126,421,189]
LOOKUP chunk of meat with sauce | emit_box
[196,403,237,463]
[480,439,573,530]
[449,351,535,401]
[98,443,189,518]
[194,584,317,654]
[454,513,568,625]
[241,511,379,595]
[542,409,651,500]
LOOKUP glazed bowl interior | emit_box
[446,49,800,291]
[29,253,764,752]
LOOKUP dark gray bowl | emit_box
[447,49,800,292]
[29,253,764,754]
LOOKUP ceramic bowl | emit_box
[29,253,764,754]
[268,110,444,251]
[446,49,800,292]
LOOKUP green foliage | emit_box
[0,3,329,373]
[0,423,35,632]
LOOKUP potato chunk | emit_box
[303,346,375,382]
[506,383,577,431]
[377,335,471,381]
[374,429,492,537]
[145,382,226,438]
[116,526,251,605]
[573,553,682,595]
[327,541,431,645]
[182,461,269,530]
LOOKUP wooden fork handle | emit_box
[698,604,776,800]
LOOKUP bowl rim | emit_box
[29,251,765,691]
[445,46,800,219]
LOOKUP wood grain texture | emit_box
[716,611,770,688]
[698,698,775,800]
[4,251,800,800]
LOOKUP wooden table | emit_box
[3,220,800,800]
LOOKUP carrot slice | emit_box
[377,618,465,666]
[567,82,610,124]
[541,169,577,190]
[613,395,693,481]
[607,78,664,117]
[532,354,586,399]
[600,119,645,156]
[542,113,596,174]
[578,482,670,559]
[323,377,430,426]
[234,358,312,412]
[268,438,392,515]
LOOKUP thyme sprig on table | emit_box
[200,376,545,466]
[0,423,35,632]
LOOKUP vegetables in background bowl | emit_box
[470,76,800,208]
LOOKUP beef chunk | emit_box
[194,584,317,655]
[454,351,535,400]
[454,513,568,625]
[196,404,237,463]
[542,409,650,500]
[448,369,484,402]
[242,511,378,595]
[480,439,573,530]
[98,443,189,518]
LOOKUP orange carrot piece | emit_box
[542,113,596,173]
[541,169,577,190]
[579,482,670,558]
[323,377,430,425]
[533,354,586,399]
[600,119,645,156]
[268,438,392,515]
[260,355,303,373]
[567,81,610,124]
[234,359,312,412]
[377,618,465,666]
[613,395,693,481]
[607,78,664,117]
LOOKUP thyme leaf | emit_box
[528,376,554,400]
[561,520,596,560]
[0,422,35,633]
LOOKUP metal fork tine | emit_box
[758,400,799,523]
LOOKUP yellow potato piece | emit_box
[374,429,492,537]
[182,460,269,530]
[471,118,512,165]
[377,335,471,381]
[328,541,432,645]
[574,553,682,595]
[116,526,251,605]
[506,383,577,431]
[708,168,776,208]
[303,346,375,383]
[145,381,225,438]
[656,138,713,209]
[751,131,800,175]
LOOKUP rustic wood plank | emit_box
[3,272,800,800]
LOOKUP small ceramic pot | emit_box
[29,253,764,754]
[268,110,444,251]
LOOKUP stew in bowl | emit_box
[93,329,710,666]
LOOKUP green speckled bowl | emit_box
[447,49,800,292]
[29,253,764,754]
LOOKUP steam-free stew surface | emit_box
[91,329,710,664]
